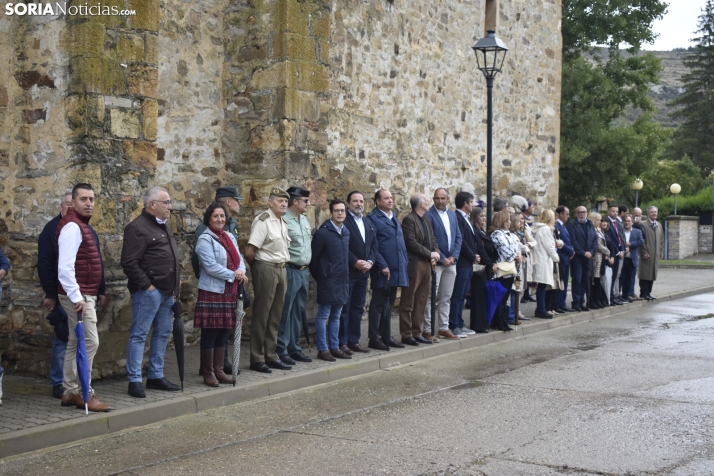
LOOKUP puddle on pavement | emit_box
[682,313,714,322]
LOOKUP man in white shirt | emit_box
[55,183,110,412]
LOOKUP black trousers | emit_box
[368,286,398,341]
[639,279,654,297]
[470,268,489,331]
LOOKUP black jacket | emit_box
[455,211,477,268]
[567,219,598,258]
[474,226,498,275]
[310,220,350,305]
[343,212,378,280]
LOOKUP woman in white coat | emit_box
[530,209,560,319]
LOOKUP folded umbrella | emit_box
[171,301,185,392]
[233,295,246,387]
[600,266,612,305]
[485,279,508,326]
[74,310,90,415]
[430,264,437,338]
[379,285,392,350]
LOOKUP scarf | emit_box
[210,226,240,271]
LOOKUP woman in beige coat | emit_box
[530,210,560,319]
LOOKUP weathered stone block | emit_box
[123,140,158,168]
[273,88,320,122]
[311,14,331,39]
[117,33,145,63]
[143,32,159,64]
[297,62,329,92]
[63,20,105,56]
[273,33,316,62]
[69,57,127,95]
[141,99,158,140]
[0,86,7,107]
[110,109,141,138]
[127,65,158,98]
[128,0,160,31]
[275,0,310,36]
[249,62,298,90]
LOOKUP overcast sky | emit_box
[642,0,707,50]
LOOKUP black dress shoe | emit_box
[249,362,273,373]
[402,336,419,346]
[526,296,537,302]
[580,306,590,312]
[368,339,389,351]
[647,294,656,300]
[571,306,583,312]
[266,360,292,370]
[535,311,553,319]
[128,382,146,398]
[559,307,576,313]
[475,329,489,333]
[330,348,352,359]
[146,377,181,391]
[53,384,65,399]
[389,337,405,348]
[290,351,313,362]
[520,298,530,304]
[414,335,433,344]
[279,354,297,365]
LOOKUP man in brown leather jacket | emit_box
[121,186,181,398]
[399,193,440,347]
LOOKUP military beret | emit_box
[269,187,290,199]
[215,186,243,201]
[286,186,310,198]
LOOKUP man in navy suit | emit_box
[424,188,464,339]
[606,205,627,304]
[367,189,409,350]
[339,191,378,354]
[555,206,575,313]
[567,206,598,311]
[621,215,645,301]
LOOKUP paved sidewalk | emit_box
[2,268,713,458]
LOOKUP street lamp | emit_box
[472,30,508,228]
[670,183,681,215]
[632,178,643,208]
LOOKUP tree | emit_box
[667,0,714,175]
[636,156,709,205]
[558,0,670,208]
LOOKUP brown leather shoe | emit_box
[317,350,336,362]
[347,343,370,353]
[339,345,354,356]
[330,348,352,359]
[61,393,84,407]
[422,332,440,343]
[437,330,460,340]
[81,394,111,412]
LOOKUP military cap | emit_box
[286,186,310,198]
[269,187,290,199]
[215,186,243,201]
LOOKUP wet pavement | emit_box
[2,282,714,474]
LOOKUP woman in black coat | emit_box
[469,207,499,332]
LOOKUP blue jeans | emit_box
[50,336,67,386]
[449,267,473,330]
[536,282,548,313]
[316,303,342,352]
[622,258,638,298]
[570,256,589,308]
[126,288,174,383]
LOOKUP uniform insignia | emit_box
[259,212,269,221]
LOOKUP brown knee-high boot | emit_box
[213,347,233,384]
[201,349,219,387]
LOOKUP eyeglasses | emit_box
[154,200,172,206]
[333,209,346,213]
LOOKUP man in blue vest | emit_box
[366,189,409,350]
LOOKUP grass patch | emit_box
[661,260,714,267]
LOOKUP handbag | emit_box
[472,263,486,272]
[496,261,517,278]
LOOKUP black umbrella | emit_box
[430,264,437,340]
[301,309,311,352]
[171,301,185,392]
[379,285,392,351]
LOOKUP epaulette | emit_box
[259,212,269,221]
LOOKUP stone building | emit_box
[0,0,562,377]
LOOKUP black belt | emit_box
[287,263,308,270]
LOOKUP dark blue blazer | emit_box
[455,211,477,268]
[567,219,598,258]
[607,217,625,253]
[367,208,409,289]
[425,206,462,264]
[625,227,645,268]
[0,246,9,274]
[343,212,378,280]
[37,213,106,299]
[555,221,574,265]
[309,220,350,305]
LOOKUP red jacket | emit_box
[54,208,103,297]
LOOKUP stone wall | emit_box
[0,0,562,377]
[665,216,699,260]
[699,225,712,254]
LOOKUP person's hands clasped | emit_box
[234,270,248,285]
[430,252,440,266]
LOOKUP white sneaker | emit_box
[461,327,476,335]
[453,328,467,338]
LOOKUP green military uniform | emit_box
[276,206,312,358]
[248,199,291,365]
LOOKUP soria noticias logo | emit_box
[4,2,136,16]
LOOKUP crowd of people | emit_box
[0,183,665,411]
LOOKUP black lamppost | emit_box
[472,30,508,228]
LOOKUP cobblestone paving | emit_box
[2,268,713,436]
